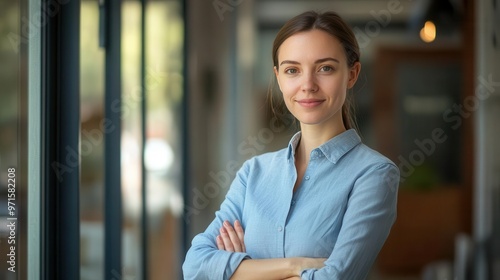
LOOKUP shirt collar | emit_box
[287,131,302,160]
[287,129,361,164]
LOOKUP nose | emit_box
[300,72,318,93]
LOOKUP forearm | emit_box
[230,258,299,280]
[217,222,325,280]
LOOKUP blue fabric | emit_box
[183,129,400,280]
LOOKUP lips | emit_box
[296,99,325,108]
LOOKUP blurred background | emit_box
[0,0,499,279]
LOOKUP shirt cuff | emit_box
[216,251,251,280]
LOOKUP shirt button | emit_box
[277,226,283,232]
[305,175,310,180]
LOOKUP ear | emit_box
[347,62,361,89]
[274,66,281,90]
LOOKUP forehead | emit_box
[278,29,345,62]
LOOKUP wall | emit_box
[474,0,500,278]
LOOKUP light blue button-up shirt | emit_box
[183,129,400,279]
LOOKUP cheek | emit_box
[278,79,299,96]
[326,75,349,92]
[278,83,295,106]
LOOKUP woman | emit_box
[183,11,400,280]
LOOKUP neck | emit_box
[295,122,347,164]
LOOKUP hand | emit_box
[216,220,246,253]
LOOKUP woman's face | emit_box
[274,29,360,128]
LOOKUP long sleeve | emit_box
[182,160,252,280]
[300,163,400,280]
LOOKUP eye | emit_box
[284,68,298,74]
[319,65,334,72]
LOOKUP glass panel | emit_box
[121,1,142,278]
[80,2,105,279]
[145,1,184,279]
[80,1,184,279]
[397,62,462,189]
[0,1,25,279]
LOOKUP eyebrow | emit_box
[279,57,340,66]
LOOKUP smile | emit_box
[296,99,325,108]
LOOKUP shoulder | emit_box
[341,143,400,185]
[351,143,396,168]
[242,147,288,171]
[348,143,400,189]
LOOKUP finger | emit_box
[219,226,234,252]
[234,220,246,252]
[223,221,243,252]
[216,235,225,250]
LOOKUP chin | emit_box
[297,117,326,126]
[295,112,340,127]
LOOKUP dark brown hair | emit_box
[269,11,360,130]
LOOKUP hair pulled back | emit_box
[270,11,360,130]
